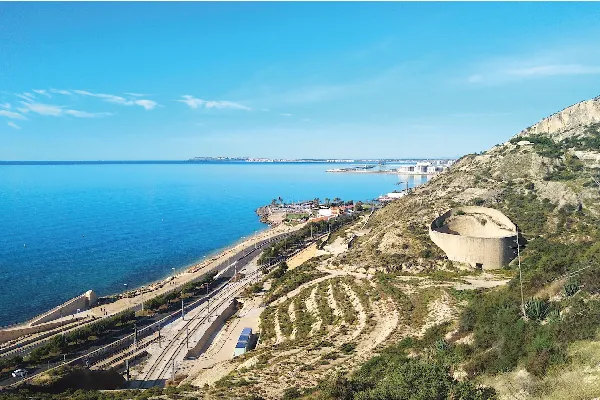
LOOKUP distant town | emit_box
[326,159,455,175]
[188,156,456,164]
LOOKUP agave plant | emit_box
[435,339,450,352]
[563,280,579,297]
[525,298,552,321]
[547,308,561,323]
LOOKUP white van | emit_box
[12,369,27,378]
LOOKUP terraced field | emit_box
[206,269,464,399]
[189,215,505,399]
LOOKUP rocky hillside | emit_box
[516,96,600,141]
[193,96,600,400]
[341,97,600,274]
[325,96,600,399]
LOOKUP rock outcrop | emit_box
[515,96,600,140]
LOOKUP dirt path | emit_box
[341,283,367,340]
[305,286,321,335]
[322,237,349,256]
[327,282,342,320]
[271,274,339,307]
[274,310,284,344]
[420,291,457,336]
[354,297,398,363]
[288,301,296,340]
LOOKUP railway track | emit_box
[134,278,249,388]
[2,228,328,390]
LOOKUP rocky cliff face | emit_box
[515,96,600,141]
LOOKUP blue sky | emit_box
[1,2,600,160]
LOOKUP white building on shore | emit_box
[396,161,451,175]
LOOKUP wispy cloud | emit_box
[73,90,158,110]
[469,63,600,84]
[49,89,72,95]
[33,89,51,98]
[21,102,63,116]
[178,95,251,111]
[0,103,11,109]
[280,113,292,117]
[64,109,112,118]
[0,110,27,120]
[133,99,158,110]
[124,92,148,97]
[15,93,36,101]
[506,64,600,77]
[7,121,21,130]
[465,46,600,85]
[20,102,110,118]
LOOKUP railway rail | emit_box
[3,226,332,390]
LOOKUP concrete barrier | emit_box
[184,299,239,359]
[429,206,518,269]
[0,317,86,344]
[28,290,98,327]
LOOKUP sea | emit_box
[0,162,428,327]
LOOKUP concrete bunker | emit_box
[429,206,518,269]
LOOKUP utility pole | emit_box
[134,323,138,349]
[186,327,189,349]
[516,227,525,318]
[172,359,175,382]
[158,328,161,348]
[181,299,185,321]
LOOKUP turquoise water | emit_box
[0,163,427,326]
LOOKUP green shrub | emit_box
[282,387,302,399]
[524,298,552,321]
[563,280,579,297]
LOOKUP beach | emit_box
[85,222,302,319]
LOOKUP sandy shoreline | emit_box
[2,222,299,331]
[85,222,302,319]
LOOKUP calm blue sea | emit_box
[0,163,427,326]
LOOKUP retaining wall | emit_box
[185,299,238,359]
[429,206,518,269]
[0,317,86,344]
[28,290,98,327]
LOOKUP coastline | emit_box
[326,169,440,175]
[68,222,301,321]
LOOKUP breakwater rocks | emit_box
[256,205,271,224]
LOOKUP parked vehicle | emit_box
[12,369,27,378]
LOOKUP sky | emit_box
[1,2,600,160]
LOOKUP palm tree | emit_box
[278,196,283,205]
[324,198,331,207]
[333,197,341,206]
[271,199,277,206]
[313,198,320,208]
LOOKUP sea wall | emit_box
[429,206,518,269]
[185,299,238,359]
[0,317,86,344]
[29,290,98,327]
